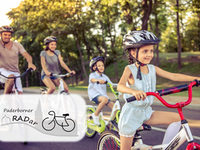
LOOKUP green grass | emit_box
[156,86,200,97]
[29,52,200,97]
[104,52,200,97]
[28,84,200,97]
[158,52,200,60]
[69,85,88,91]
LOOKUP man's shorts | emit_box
[0,68,23,92]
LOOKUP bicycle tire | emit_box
[62,118,75,132]
[97,130,120,150]
[42,117,56,131]
[86,107,97,138]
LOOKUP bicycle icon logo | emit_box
[42,110,75,132]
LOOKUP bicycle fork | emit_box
[152,120,197,150]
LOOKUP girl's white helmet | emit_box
[44,36,57,45]
[123,30,160,50]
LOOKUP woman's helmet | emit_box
[89,56,104,72]
[44,36,57,45]
[123,30,160,50]
[0,25,14,33]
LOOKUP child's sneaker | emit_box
[92,113,100,125]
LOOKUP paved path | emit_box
[23,88,200,110]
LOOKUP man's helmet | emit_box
[123,30,160,50]
[44,36,57,45]
[0,25,14,33]
[89,56,104,72]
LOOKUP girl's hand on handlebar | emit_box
[70,70,76,75]
[97,79,107,84]
[131,90,146,101]
[46,72,52,76]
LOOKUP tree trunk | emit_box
[176,0,182,68]
[26,75,29,87]
[154,0,159,66]
[99,20,108,61]
[198,12,200,51]
[142,0,152,30]
[82,31,92,60]
[75,38,88,83]
[114,61,118,82]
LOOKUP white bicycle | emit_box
[0,68,33,145]
[41,72,73,94]
[0,68,33,94]
[97,80,200,150]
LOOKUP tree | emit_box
[176,0,182,68]
[142,0,153,30]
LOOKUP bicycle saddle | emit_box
[63,113,69,117]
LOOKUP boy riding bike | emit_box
[88,56,114,125]
[117,30,200,150]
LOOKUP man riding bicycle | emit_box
[0,25,36,94]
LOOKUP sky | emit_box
[0,0,22,26]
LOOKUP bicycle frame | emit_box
[41,72,73,94]
[127,80,200,150]
[86,82,120,134]
[132,122,196,150]
[42,110,75,132]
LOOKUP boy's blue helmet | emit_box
[123,30,160,50]
[89,56,104,72]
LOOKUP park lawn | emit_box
[29,84,200,97]
[30,52,200,97]
[68,85,200,98]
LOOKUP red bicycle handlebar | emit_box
[126,80,200,108]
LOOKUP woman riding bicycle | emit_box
[117,30,200,150]
[88,56,115,125]
[40,36,75,94]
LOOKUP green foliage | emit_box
[184,13,200,51]
[5,0,200,86]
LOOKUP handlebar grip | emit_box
[27,68,33,72]
[50,73,54,76]
[126,96,137,103]
[21,68,33,77]
[96,81,107,84]
[195,80,200,87]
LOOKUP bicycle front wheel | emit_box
[86,107,97,138]
[62,119,75,132]
[97,130,120,150]
[42,118,55,131]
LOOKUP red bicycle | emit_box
[97,80,200,150]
